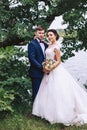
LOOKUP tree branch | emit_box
[0,35,25,48]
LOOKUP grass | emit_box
[0,112,87,130]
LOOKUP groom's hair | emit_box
[35,25,45,32]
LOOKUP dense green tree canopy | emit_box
[0,0,87,59]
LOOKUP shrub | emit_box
[0,46,32,118]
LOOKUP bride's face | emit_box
[47,32,56,44]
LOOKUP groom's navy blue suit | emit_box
[28,39,48,102]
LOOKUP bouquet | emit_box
[42,59,56,70]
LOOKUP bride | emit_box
[32,29,87,126]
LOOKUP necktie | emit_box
[40,40,44,43]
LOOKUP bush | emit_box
[0,46,32,118]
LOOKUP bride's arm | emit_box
[51,48,61,70]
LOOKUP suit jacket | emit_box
[28,39,48,78]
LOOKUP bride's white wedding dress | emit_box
[32,44,87,126]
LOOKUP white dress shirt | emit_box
[37,38,45,55]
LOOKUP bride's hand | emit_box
[43,67,51,74]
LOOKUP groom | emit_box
[28,26,48,102]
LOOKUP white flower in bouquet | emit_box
[42,59,56,70]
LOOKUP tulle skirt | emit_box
[32,64,87,126]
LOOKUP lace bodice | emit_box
[45,44,60,60]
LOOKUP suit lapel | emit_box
[35,39,45,57]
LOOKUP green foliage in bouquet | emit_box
[0,46,32,118]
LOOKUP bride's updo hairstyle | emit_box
[47,29,59,40]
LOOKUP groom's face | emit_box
[35,30,45,41]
